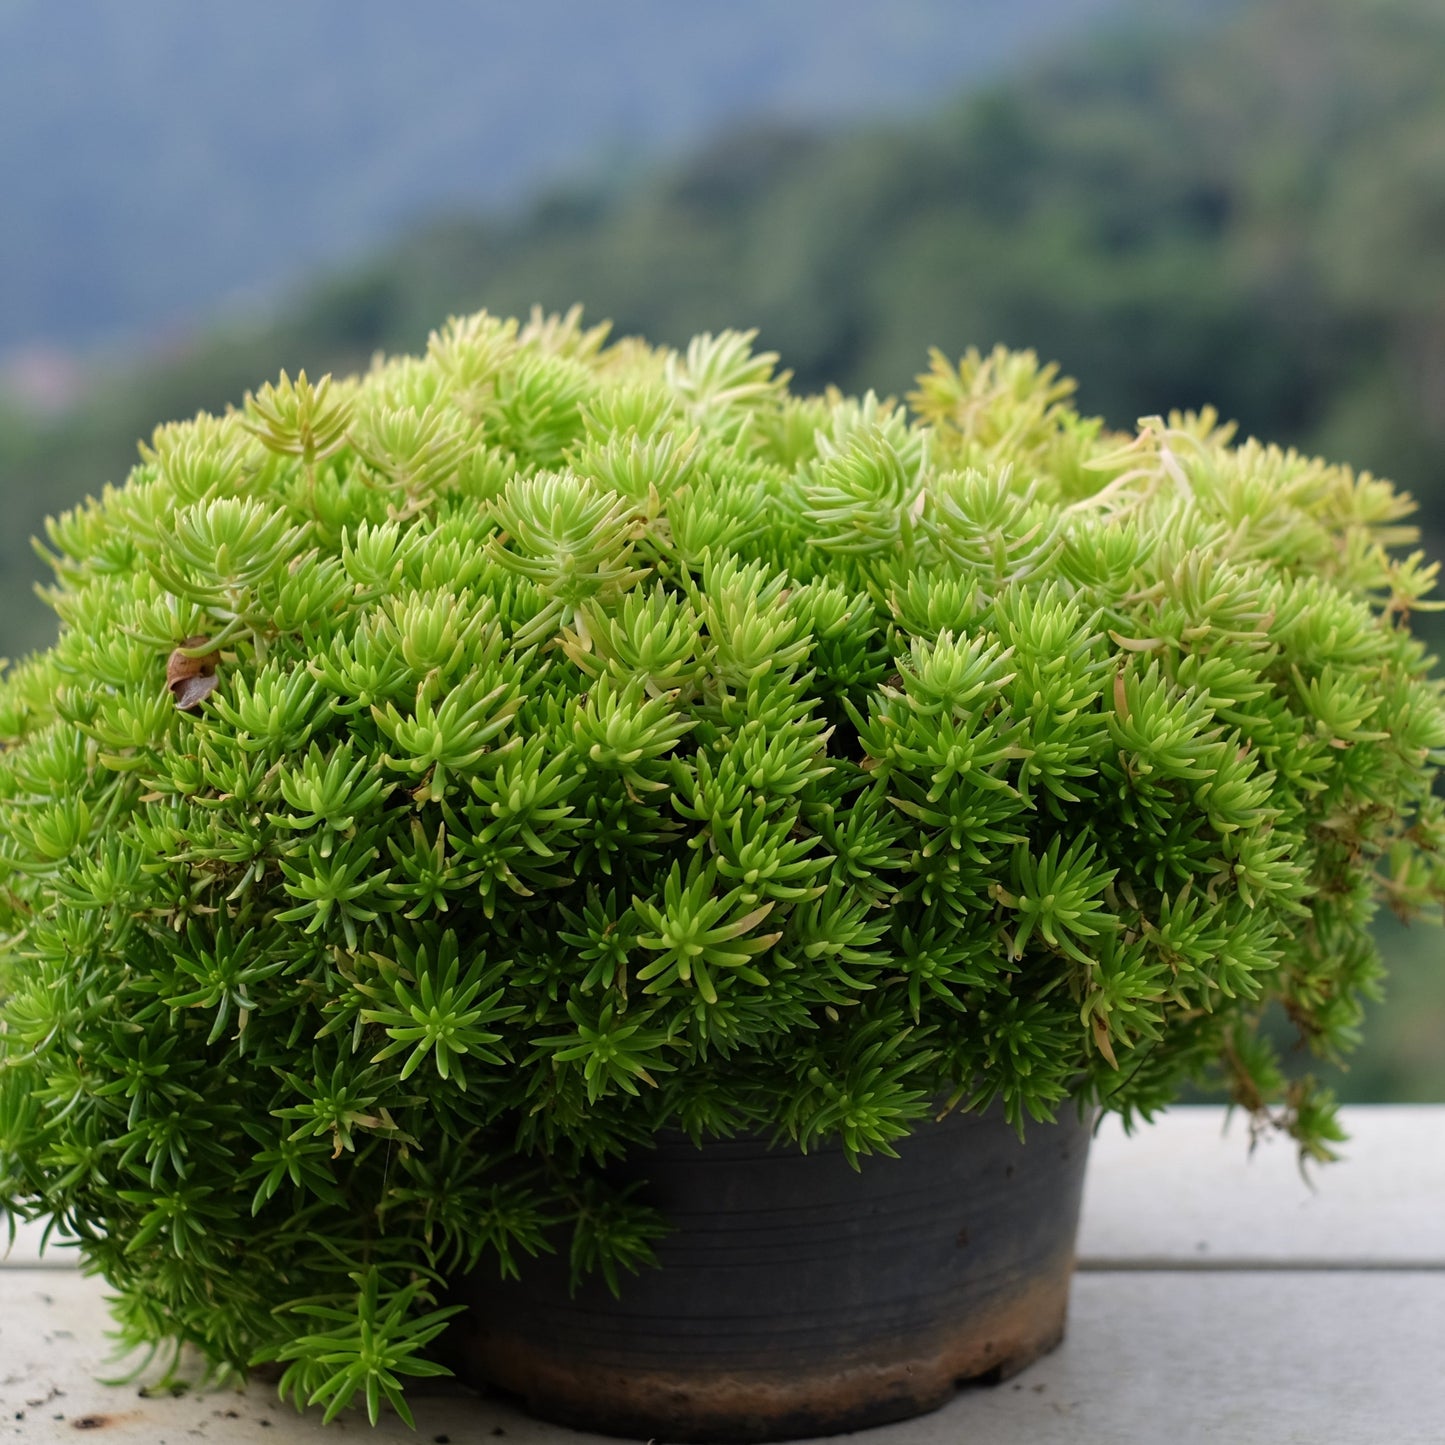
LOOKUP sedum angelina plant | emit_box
[3,309,1445,1421]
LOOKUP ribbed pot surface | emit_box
[452,1103,1094,1442]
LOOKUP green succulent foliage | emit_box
[3,310,1445,1421]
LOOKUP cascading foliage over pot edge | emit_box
[1,308,1443,1422]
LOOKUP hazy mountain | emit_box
[0,0,1122,357]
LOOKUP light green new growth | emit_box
[2,310,1443,1420]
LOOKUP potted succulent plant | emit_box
[2,308,1442,1440]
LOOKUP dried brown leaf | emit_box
[167,635,219,712]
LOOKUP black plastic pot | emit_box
[453,1103,1094,1442]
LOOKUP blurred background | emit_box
[1,0,1440,1099]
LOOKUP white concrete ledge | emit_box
[1079,1106,1445,1268]
[4,1107,1443,1442]
[3,1268,1442,1444]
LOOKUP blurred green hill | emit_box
[0,0,1120,355]
[1,0,1441,1098]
